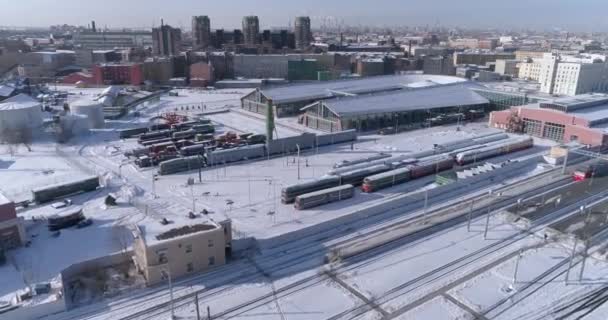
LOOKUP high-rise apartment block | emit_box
[533,53,608,96]
[294,16,312,49]
[152,23,182,56]
[192,16,212,50]
[242,16,260,45]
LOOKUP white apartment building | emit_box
[519,53,608,96]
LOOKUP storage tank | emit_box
[70,98,105,129]
[0,93,43,135]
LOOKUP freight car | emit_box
[573,162,608,182]
[281,176,341,204]
[180,144,208,157]
[206,145,265,166]
[48,207,85,231]
[138,130,174,143]
[32,176,100,204]
[362,167,412,193]
[455,137,533,165]
[295,184,355,210]
[158,156,205,175]
[119,127,148,139]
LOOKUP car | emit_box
[51,199,72,209]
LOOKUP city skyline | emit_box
[3,0,608,31]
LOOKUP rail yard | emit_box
[2,86,608,320]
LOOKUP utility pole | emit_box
[207,306,211,320]
[198,155,203,183]
[565,237,578,285]
[484,190,493,240]
[579,239,590,282]
[296,144,301,180]
[467,198,474,231]
[423,188,429,220]
[195,293,201,320]
[152,174,158,198]
[562,148,569,175]
[512,249,523,285]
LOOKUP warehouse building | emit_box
[489,93,608,146]
[240,74,466,117]
[301,83,490,132]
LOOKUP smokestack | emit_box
[91,21,96,33]
[161,18,164,27]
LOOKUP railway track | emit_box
[328,187,608,320]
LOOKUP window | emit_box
[185,244,192,253]
[157,250,168,264]
[187,262,194,272]
[208,256,215,266]
[208,239,214,248]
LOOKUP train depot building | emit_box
[240,74,468,118]
[489,93,608,146]
[301,83,490,132]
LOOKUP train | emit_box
[32,176,100,204]
[333,153,391,169]
[573,163,608,181]
[454,137,533,165]
[295,184,354,210]
[361,155,454,193]
[282,176,341,204]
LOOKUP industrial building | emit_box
[132,216,232,286]
[489,93,608,146]
[93,63,144,85]
[453,51,516,66]
[301,83,489,132]
[73,30,153,50]
[240,74,467,117]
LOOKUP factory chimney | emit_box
[91,20,96,33]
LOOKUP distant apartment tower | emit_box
[152,22,182,56]
[294,16,312,49]
[192,16,212,50]
[537,53,608,96]
[242,16,260,45]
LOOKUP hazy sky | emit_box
[3,0,608,31]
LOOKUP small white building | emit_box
[0,94,43,138]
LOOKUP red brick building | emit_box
[489,93,608,146]
[0,193,26,249]
[189,61,214,86]
[93,63,144,86]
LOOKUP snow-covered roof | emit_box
[70,98,103,108]
[311,83,489,117]
[0,85,15,97]
[259,74,467,104]
[0,192,11,206]
[137,213,221,245]
[0,94,40,111]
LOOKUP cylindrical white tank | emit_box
[70,99,105,129]
[0,94,43,134]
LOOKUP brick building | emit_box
[93,63,144,86]
[489,93,608,146]
[0,193,26,249]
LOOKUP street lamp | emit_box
[152,174,159,198]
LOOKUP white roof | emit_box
[315,83,489,117]
[0,94,40,111]
[70,98,103,108]
[260,74,466,104]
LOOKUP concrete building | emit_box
[495,59,519,76]
[93,63,144,85]
[515,50,547,61]
[192,16,212,50]
[190,61,215,85]
[536,53,608,96]
[152,24,182,56]
[449,38,479,49]
[132,216,231,286]
[453,51,516,66]
[356,58,385,77]
[518,60,543,81]
[489,93,608,146]
[18,51,76,78]
[423,55,456,76]
[0,193,26,249]
[142,57,174,84]
[242,16,260,46]
[74,31,153,50]
[294,16,312,49]
[478,39,499,50]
